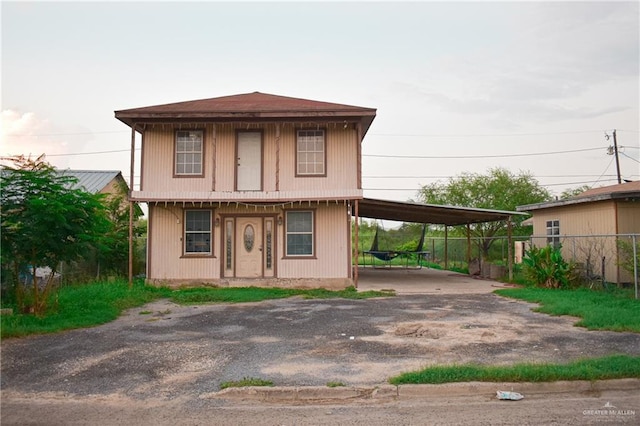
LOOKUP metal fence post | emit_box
[633,234,638,300]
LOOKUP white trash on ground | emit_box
[496,390,524,401]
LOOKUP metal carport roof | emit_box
[354,198,527,226]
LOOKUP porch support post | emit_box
[128,124,137,288]
[356,123,362,190]
[507,216,513,281]
[211,124,216,191]
[444,225,449,270]
[353,199,359,288]
[276,123,280,191]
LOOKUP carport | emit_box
[351,198,528,286]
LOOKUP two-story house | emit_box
[115,92,376,289]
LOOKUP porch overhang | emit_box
[354,198,526,226]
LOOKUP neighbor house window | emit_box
[185,210,211,254]
[546,220,560,247]
[286,211,314,256]
[175,130,203,175]
[296,129,325,176]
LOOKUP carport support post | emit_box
[466,224,471,268]
[507,216,513,281]
[444,226,449,270]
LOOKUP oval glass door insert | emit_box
[244,225,255,252]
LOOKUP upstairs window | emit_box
[185,210,211,254]
[175,130,203,176]
[296,129,325,176]
[285,211,314,256]
[546,220,560,248]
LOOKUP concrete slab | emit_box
[356,266,516,294]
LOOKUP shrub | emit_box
[522,245,575,289]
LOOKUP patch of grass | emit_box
[389,355,640,385]
[494,287,640,332]
[219,377,274,389]
[1,282,393,338]
[1,280,172,338]
[169,286,393,305]
[326,381,346,387]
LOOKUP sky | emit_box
[2,0,639,205]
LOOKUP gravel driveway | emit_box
[2,268,639,403]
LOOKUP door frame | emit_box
[235,130,264,191]
[220,213,278,279]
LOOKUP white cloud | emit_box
[1,110,87,169]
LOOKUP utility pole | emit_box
[612,129,621,184]
[606,129,622,184]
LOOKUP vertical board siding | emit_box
[278,204,350,278]
[214,125,236,192]
[531,201,621,283]
[531,202,618,236]
[279,127,359,192]
[617,201,640,234]
[148,205,219,280]
[141,124,359,197]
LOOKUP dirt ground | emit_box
[2,268,639,425]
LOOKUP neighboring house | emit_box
[59,169,143,218]
[2,169,134,284]
[517,181,640,284]
[115,92,376,289]
[60,169,128,198]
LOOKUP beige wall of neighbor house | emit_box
[617,201,640,234]
[529,200,640,284]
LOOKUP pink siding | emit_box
[137,123,359,201]
[278,204,351,279]
[148,205,220,281]
[147,203,352,284]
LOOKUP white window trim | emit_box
[546,219,560,247]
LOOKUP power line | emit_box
[44,149,134,157]
[363,174,623,179]
[5,130,128,137]
[368,130,606,138]
[7,128,638,138]
[363,178,621,191]
[363,146,604,159]
[621,152,640,164]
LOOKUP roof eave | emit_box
[517,191,640,212]
[115,110,376,133]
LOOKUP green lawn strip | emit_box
[1,282,392,338]
[389,355,640,385]
[494,287,640,332]
[219,377,274,389]
[1,280,172,338]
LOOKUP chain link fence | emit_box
[424,234,639,294]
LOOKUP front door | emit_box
[237,131,262,191]
[235,217,263,278]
